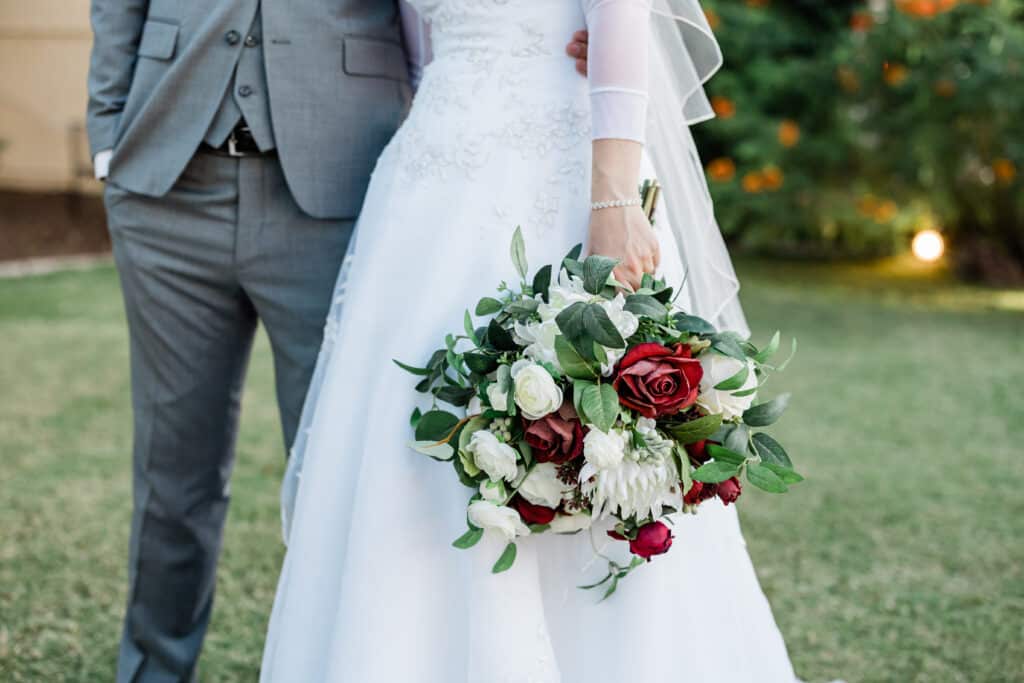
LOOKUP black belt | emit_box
[200,124,275,158]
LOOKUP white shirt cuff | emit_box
[94,150,113,180]
[590,90,648,144]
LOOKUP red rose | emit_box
[511,495,557,526]
[686,439,712,466]
[682,480,719,506]
[613,343,703,418]
[629,521,674,560]
[717,477,742,505]
[523,405,585,465]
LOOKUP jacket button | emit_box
[244,35,260,48]
[225,30,241,45]
[238,85,253,98]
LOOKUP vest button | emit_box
[238,85,254,98]
[244,35,260,48]
[225,30,241,45]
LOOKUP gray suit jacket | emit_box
[87,0,408,219]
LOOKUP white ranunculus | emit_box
[549,511,593,534]
[467,501,530,542]
[697,353,758,420]
[465,430,519,482]
[513,319,561,369]
[512,362,563,420]
[485,382,508,412]
[518,462,566,508]
[583,427,627,470]
[479,479,506,504]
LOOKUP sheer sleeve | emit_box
[400,0,432,90]
[583,0,652,144]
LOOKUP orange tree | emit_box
[835,0,1024,282]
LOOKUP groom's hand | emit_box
[566,30,589,76]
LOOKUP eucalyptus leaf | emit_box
[492,542,518,573]
[710,333,747,361]
[753,331,781,364]
[761,462,804,484]
[463,310,479,345]
[452,527,484,549]
[563,243,583,264]
[392,358,432,376]
[409,407,422,429]
[743,393,791,427]
[475,297,503,316]
[510,226,528,280]
[723,424,750,455]
[414,410,460,441]
[692,460,741,484]
[751,432,793,468]
[487,319,518,352]
[746,463,788,493]
[673,313,716,335]
[436,385,475,407]
[532,264,552,302]
[663,413,722,445]
[409,440,455,461]
[706,444,748,466]
[714,362,750,391]
[464,352,499,374]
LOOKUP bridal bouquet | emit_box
[397,227,801,597]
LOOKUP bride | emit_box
[261,1,797,681]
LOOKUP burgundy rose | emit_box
[607,530,627,541]
[613,343,703,419]
[629,521,674,560]
[523,404,585,465]
[717,477,742,506]
[682,480,719,506]
[686,439,713,466]
[511,495,557,526]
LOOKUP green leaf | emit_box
[710,333,747,361]
[571,379,594,420]
[554,302,587,341]
[692,460,741,484]
[555,335,599,380]
[409,440,455,461]
[510,226,528,280]
[743,393,791,427]
[563,243,583,264]
[663,413,722,445]
[706,443,747,466]
[463,310,479,345]
[747,463,788,493]
[452,527,484,549]
[582,305,626,349]
[563,258,583,278]
[507,298,540,318]
[580,383,619,433]
[673,313,716,335]
[714,362,751,391]
[409,407,422,428]
[475,297,503,316]
[753,331,781,364]
[532,265,552,302]
[528,523,550,533]
[436,386,475,407]
[751,432,793,468]
[486,319,518,352]
[582,255,619,295]
[624,294,669,321]
[492,542,518,573]
[761,462,804,484]
[414,410,460,441]
[392,359,432,376]
[464,352,499,375]
[775,337,798,371]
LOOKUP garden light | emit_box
[912,229,945,262]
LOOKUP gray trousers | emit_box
[104,152,353,683]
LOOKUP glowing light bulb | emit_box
[912,229,945,263]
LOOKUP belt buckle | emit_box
[227,131,243,157]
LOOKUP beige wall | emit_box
[0,1,100,192]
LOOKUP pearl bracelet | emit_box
[591,197,642,211]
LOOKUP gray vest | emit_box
[87,0,410,219]
[204,7,275,150]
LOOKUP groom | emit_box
[88,1,591,680]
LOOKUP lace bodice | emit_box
[400,0,652,143]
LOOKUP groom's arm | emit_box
[87,0,150,177]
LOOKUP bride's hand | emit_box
[588,205,660,291]
[587,139,659,291]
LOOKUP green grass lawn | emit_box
[1,258,1022,682]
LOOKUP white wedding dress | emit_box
[261,1,798,681]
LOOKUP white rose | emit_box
[518,462,565,508]
[465,430,519,482]
[485,383,508,412]
[479,479,507,504]
[467,501,530,542]
[512,362,563,420]
[583,427,627,470]
[549,511,593,534]
[697,353,758,420]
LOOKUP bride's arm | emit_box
[583,0,659,290]
[400,0,432,90]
